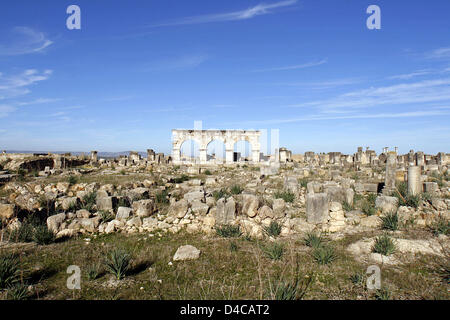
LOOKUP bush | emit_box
[104,248,131,280]
[380,212,399,231]
[215,225,242,238]
[171,175,190,184]
[213,189,229,201]
[230,185,243,195]
[262,242,284,260]
[298,178,308,189]
[342,201,353,212]
[349,272,365,285]
[86,264,100,280]
[229,241,238,252]
[273,281,298,300]
[68,175,78,185]
[375,288,391,300]
[312,245,337,265]
[372,234,396,256]
[6,282,29,300]
[32,225,55,245]
[361,199,377,216]
[263,221,282,238]
[81,191,97,212]
[303,232,324,249]
[274,191,295,203]
[430,216,449,236]
[155,189,169,204]
[204,170,212,175]
[99,210,114,223]
[0,253,20,289]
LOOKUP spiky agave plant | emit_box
[104,248,131,280]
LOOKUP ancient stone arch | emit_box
[172,129,261,164]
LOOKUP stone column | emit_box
[91,151,98,163]
[225,149,234,163]
[416,152,425,167]
[199,149,207,164]
[407,166,422,195]
[383,151,397,195]
[172,148,180,164]
[252,149,260,163]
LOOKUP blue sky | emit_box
[0,0,449,155]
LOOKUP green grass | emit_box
[6,282,30,300]
[374,287,391,300]
[312,246,337,265]
[372,234,396,256]
[171,175,190,184]
[230,185,243,195]
[80,191,97,212]
[204,170,212,175]
[263,221,282,238]
[380,212,399,231]
[342,201,353,212]
[298,178,308,189]
[215,225,242,238]
[32,225,55,245]
[274,191,295,203]
[0,253,20,289]
[430,216,449,236]
[104,248,132,280]
[212,189,229,201]
[68,175,78,185]
[261,242,285,260]
[86,264,101,281]
[155,189,170,204]
[303,232,324,249]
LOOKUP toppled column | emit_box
[383,151,397,195]
[407,166,422,195]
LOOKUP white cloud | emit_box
[426,47,450,60]
[0,69,52,99]
[290,78,450,112]
[17,98,61,106]
[152,0,297,27]
[0,104,16,118]
[0,27,53,56]
[279,78,360,89]
[387,70,431,80]
[252,59,327,72]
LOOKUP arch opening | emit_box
[207,140,226,164]
[233,140,252,162]
[180,139,200,163]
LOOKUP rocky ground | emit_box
[0,160,448,300]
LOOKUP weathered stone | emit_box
[76,209,91,219]
[258,205,274,219]
[47,213,66,233]
[132,199,156,217]
[96,196,116,211]
[80,217,100,233]
[142,217,158,229]
[173,245,201,261]
[168,199,189,218]
[272,198,286,218]
[56,182,70,194]
[116,207,132,220]
[306,193,329,224]
[359,215,381,228]
[329,201,343,212]
[190,200,209,215]
[242,194,259,218]
[375,196,399,214]
[0,204,15,220]
[215,197,235,225]
[126,216,142,227]
[183,190,205,203]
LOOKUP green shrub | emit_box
[372,234,396,256]
[430,216,449,236]
[312,245,337,265]
[361,199,377,216]
[262,242,284,260]
[298,178,308,189]
[81,191,97,212]
[6,282,29,300]
[8,220,35,243]
[273,281,298,300]
[349,272,365,285]
[375,287,391,300]
[303,232,324,249]
[381,212,399,231]
[229,241,238,252]
[263,221,282,238]
[171,175,190,184]
[120,169,126,175]
[0,253,20,289]
[32,225,55,245]
[342,201,353,212]
[213,189,229,201]
[405,194,421,208]
[104,248,131,280]
[215,225,242,238]
[155,189,170,204]
[86,264,100,280]
[230,185,243,195]
[99,210,114,223]
[274,191,295,203]
[204,170,212,175]
[68,175,78,185]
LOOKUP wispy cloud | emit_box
[426,47,450,60]
[16,98,61,106]
[0,104,15,118]
[387,70,432,80]
[278,77,360,89]
[0,27,53,56]
[0,69,52,99]
[290,78,450,112]
[252,59,327,72]
[151,0,297,27]
[142,54,208,71]
[227,110,450,126]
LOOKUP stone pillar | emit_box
[172,148,180,164]
[306,193,329,224]
[147,149,155,161]
[407,166,422,195]
[225,149,234,163]
[416,152,425,167]
[199,149,207,164]
[383,151,397,195]
[91,151,98,163]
